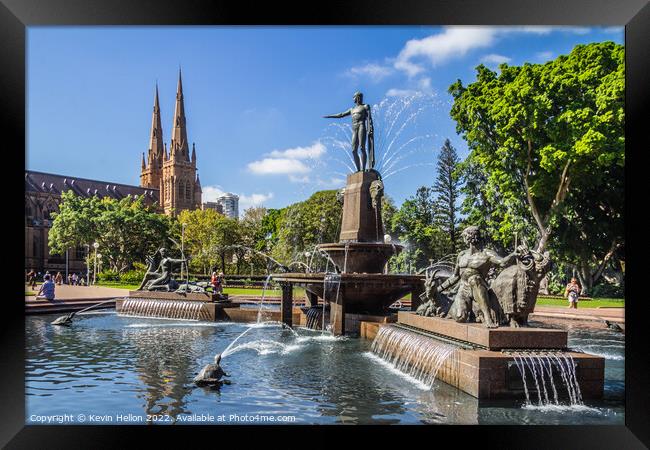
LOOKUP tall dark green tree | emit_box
[449,42,624,264]
[389,186,448,271]
[432,139,461,254]
[449,42,624,292]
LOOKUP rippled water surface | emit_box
[25,313,624,424]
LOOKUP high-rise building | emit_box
[216,193,239,219]
[202,201,224,215]
[140,69,202,215]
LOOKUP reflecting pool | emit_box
[25,312,624,425]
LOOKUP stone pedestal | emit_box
[339,170,383,242]
[280,283,293,328]
[361,321,605,400]
[398,311,568,350]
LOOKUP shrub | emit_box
[590,282,624,299]
[97,269,120,282]
[120,269,145,284]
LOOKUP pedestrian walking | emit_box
[564,278,582,309]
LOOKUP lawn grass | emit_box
[536,296,624,308]
[223,287,305,296]
[95,281,140,290]
[94,283,623,308]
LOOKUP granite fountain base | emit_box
[361,311,605,400]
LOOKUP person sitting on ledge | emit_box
[36,274,56,301]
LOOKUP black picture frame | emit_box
[3,0,648,447]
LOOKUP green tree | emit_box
[449,41,624,261]
[432,139,461,254]
[238,206,270,274]
[49,191,172,273]
[177,208,221,275]
[389,186,448,272]
[273,190,342,266]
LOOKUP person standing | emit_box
[36,274,56,301]
[215,272,224,295]
[564,278,582,309]
[210,271,218,292]
[55,272,63,285]
[71,272,78,286]
[27,269,37,290]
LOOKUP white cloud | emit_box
[603,26,623,34]
[247,141,326,182]
[289,175,310,183]
[395,27,497,76]
[534,51,555,62]
[268,141,326,160]
[394,26,597,76]
[345,63,393,82]
[564,26,591,35]
[202,185,226,202]
[239,192,274,209]
[386,76,435,98]
[480,53,511,65]
[202,185,274,209]
[386,88,419,98]
[247,158,311,175]
[317,177,345,188]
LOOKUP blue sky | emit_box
[27,26,623,211]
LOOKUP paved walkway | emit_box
[25,284,130,314]
[25,285,624,325]
[531,305,624,324]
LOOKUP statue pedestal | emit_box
[340,171,383,242]
[397,311,568,350]
[361,314,605,400]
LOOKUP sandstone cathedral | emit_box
[140,69,202,215]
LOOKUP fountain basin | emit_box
[117,291,233,321]
[397,312,568,350]
[362,322,605,400]
[317,242,402,274]
[272,272,422,315]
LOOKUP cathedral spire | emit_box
[147,83,164,166]
[170,67,189,161]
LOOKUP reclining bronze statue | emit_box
[416,226,551,328]
[138,247,188,291]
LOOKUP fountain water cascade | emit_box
[371,325,459,388]
[509,351,584,406]
[118,298,210,321]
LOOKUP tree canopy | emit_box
[449,41,624,291]
[49,191,173,273]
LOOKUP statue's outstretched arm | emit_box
[440,258,461,291]
[323,109,351,119]
[488,249,518,268]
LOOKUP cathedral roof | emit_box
[25,170,160,203]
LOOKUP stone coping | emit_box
[271,273,424,282]
[128,290,214,302]
[397,311,567,350]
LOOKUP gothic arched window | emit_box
[185,181,191,200]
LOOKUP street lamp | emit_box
[85,243,90,286]
[181,223,187,283]
[92,242,99,285]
